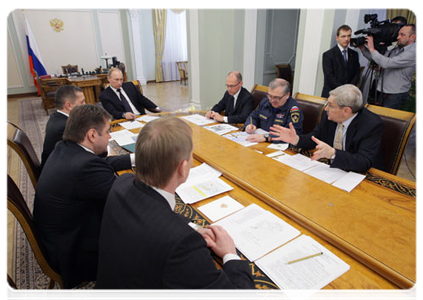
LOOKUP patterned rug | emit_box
[13,98,94,289]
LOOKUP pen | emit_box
[286,252,323,265]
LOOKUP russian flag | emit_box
[24,14,47,94]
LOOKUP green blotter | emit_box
[122,143,136,153]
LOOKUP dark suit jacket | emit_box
[211,87,254,124]
[100,82,158,119]
[96,174,255,289]
[33,141,131,288]
[40,111,68,169]
[321,46,361,98]
[297,108,384,173]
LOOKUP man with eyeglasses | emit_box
[205,71,254,124]
[244,78,303,143]
[269,84,384,173]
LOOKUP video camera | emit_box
[350,14,402,53]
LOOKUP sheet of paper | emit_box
[304,163,348,184]
[178,163,222,189]
[198,196,245,222]
[119,120,144,130]
[180,114,216,126]
[332,171,366,192]
[110,130,138,146]
[266,150,285,158]
[203,124,239,135]
[222,131,258,147]
[215,204,301,261]
[176,177,233,204]
[275,154,321,171]
[267,143,289,151]
[136,115,160,123]
[254,128,269,135]
[255,235,350,292]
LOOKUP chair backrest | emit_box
[275,64,293,87]
[365,104,416,175]
[7,122,41,189]
[293,92,327,135]
[61,64,78,74]
[250,84,269,110]
[4,272,23,300]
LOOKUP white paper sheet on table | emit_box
[275,154,321,171]
[267,143,289,151]
[119,121,144,130]
[110,130,138,146]
[255,235,350,293]
[222,132,258,147]
[136,115,160,123]
[303,163,348,184]
[203,124,239,135]
[198,196,245,222]
[214,204,301,261]
[176,177,233,204]
[180,114,216,126]
[332,171,366,192]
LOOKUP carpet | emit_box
[13,98,94,289]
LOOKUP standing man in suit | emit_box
[321,25,361,98]
[270,84,384,173]
[100,68,161,120]
[205,71,254,124]
[40,85,86,169]
[96,117,255,289]
[34,105,133,288]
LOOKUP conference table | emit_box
[109,112,416,290]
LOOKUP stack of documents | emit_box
[176,163,233,204]
[203,124,239,135]
[119,120,144,130]
[255,235,350,291]
[110,130,138,146]
[180,114,216,126]
[136,115,160,123]
[274,154,365,192]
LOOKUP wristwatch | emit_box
[122,113,126,118]
[264,134,270,142]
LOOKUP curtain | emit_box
[153,9,167,82]
[161,10,188,82]
[386,9,416,24]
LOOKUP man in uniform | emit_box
[245,78,303,143]
[205,71,254,124]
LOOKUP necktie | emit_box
[117,89,133,113]
[334,123,344,150]
[342,49,347,66]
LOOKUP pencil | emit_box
[286,252,323,265]
[250,116,253,127]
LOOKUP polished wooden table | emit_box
[109,113,416,290]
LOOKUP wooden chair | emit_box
[61,64,78,74]
[33,69,59,115]
[365,104,416,175]
[7,122,41,189]
[250,84,269,110]
[7,175,64,289]
[293,92,327,134]
[176,61,188,85]
[4,272,24,300]
[275,64,293,88]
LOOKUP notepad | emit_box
[198,196,244,222]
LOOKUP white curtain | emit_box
[161,10,188,81]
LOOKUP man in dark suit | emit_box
[270,84,384,173]
[205,71,254,124]
[100,68,161,120]
[96,117,255,289]
[321,25,361,98]
[40,85,86,169]
[33,105,133,288]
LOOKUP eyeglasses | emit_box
[226,81,241,89]
[267,93,285,101]
[324,101,344,109]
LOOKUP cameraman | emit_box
[359,24,416,109]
